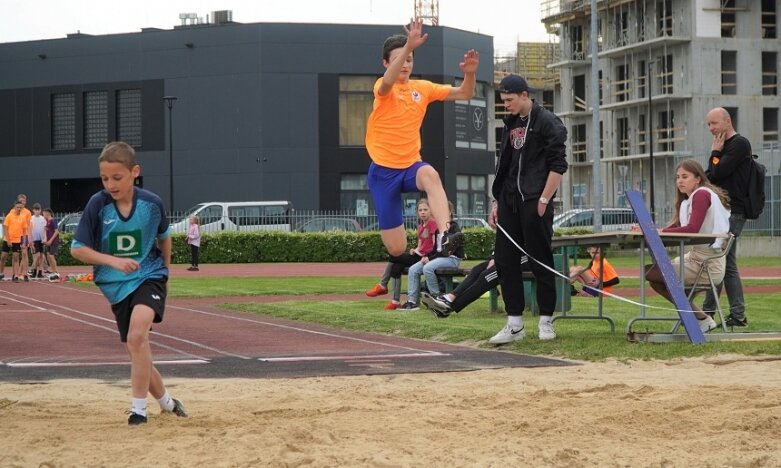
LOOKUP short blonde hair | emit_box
[98,141,137,169]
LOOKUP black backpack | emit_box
[744,154,767,220]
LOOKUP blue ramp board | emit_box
[626,190,706,344]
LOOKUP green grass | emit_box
[160,274,781,361]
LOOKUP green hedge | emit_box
[52,228,497,265]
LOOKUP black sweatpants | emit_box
[494,196,555,317]
[450,259,499,313]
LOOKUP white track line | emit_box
[261,352,445,362]
[0,290,248,361]
[7,359,208,368]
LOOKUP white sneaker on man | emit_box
[538,321,556,340]
[488,324,525,344]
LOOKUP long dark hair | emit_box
[669,159,730,227]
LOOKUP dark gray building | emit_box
[0,20,494,216]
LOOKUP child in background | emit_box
[30,203,47,278]
[401,201,464,310]
[42,208,61,281]
[366,198,437,310]
[569,246,620,297]
[187,216,201,271]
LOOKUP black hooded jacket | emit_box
[492,102,568,202]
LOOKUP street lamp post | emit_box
[647,61,655,222]
[163,96,178,213]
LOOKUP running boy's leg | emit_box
[126,305,157,404]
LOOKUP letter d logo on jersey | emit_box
[109,230,142,257]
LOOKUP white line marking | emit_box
[259,352,447,362]
[0,291,247,360]
[7,359,209,368]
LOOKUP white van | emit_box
[169,201,293,233]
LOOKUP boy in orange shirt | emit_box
[569,246,620,297]
[365,18,478,257]
[2,199,30,282]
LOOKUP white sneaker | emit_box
[698,316,718,333]
[489,324,525,344]
[538,321,556,340]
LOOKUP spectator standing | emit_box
[187,216,201,271]
[702,107,751,327]
[42,208,61,281]
[2,200,29,282]
[488,74,568,344]
[30,203,47,278]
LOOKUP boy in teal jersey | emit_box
[71,141,187,426]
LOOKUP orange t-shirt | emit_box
[3,209,31,243]
[588,257,619,293]
[365,78,451,169]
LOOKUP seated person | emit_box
[569,246,619,297]
[639,159,731,333]
[366,198,437,310]
[421,255,528,318]
[400,202,464,311]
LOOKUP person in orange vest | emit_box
[569,246,620,297]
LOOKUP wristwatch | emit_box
[539,196,549,205]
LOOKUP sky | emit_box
[1,0,551,56]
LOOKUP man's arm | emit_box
[446,50,479,101]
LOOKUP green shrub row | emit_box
[52,228,498,265]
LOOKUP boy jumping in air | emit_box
[71,141,187,426]
[366,18,478,256]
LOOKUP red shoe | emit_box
[366,284,389,297]
[384,301,400,310]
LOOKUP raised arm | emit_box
[378,18,428,96]
[446,49,480,101]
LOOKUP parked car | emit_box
[553,208,636,232]
[454,217,491,229]
[296,217,362,232]
[169,201,293,233]
[57,212,82,233]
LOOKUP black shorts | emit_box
[1,242,10,253]
[45,244,60,256]
[2,242,22,253]
[110,278,168,343]
[33,240,45,253]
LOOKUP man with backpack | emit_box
[702,107,753,327]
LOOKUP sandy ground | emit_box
[2,355,781,467]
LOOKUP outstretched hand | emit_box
[459,49,480,74]
[403,17,428,51]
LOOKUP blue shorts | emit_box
[368,161,428,230]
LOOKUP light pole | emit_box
[163,96,178,213]
[647,61,655,222]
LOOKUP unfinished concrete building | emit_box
[542,0,780,220]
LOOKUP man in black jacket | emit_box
[488,75,568,343]
[702,107,751,327]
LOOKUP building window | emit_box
[571,124,587,162]
[339,174,371,213]
[722,0,737,38]
[721,51,737,95]
[573,74,586,111]
[456,174,488,216]
[614,11,629,47]
[615,63,629,102]
[658,110,675,152]
[763,0,777,38]
[570,25,584,60]
[617,117,629,156]
[339,76,375,147]
[658,54,673,94]
[657,0,672,36]
[763,108,778,141]
[638,114,647,153]
[117,89,142,146]
[637,60,647,98]
[51,93,76,150]
[83,91,108,149]
[762,52,777,96]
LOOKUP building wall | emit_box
[0,22,494,212]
